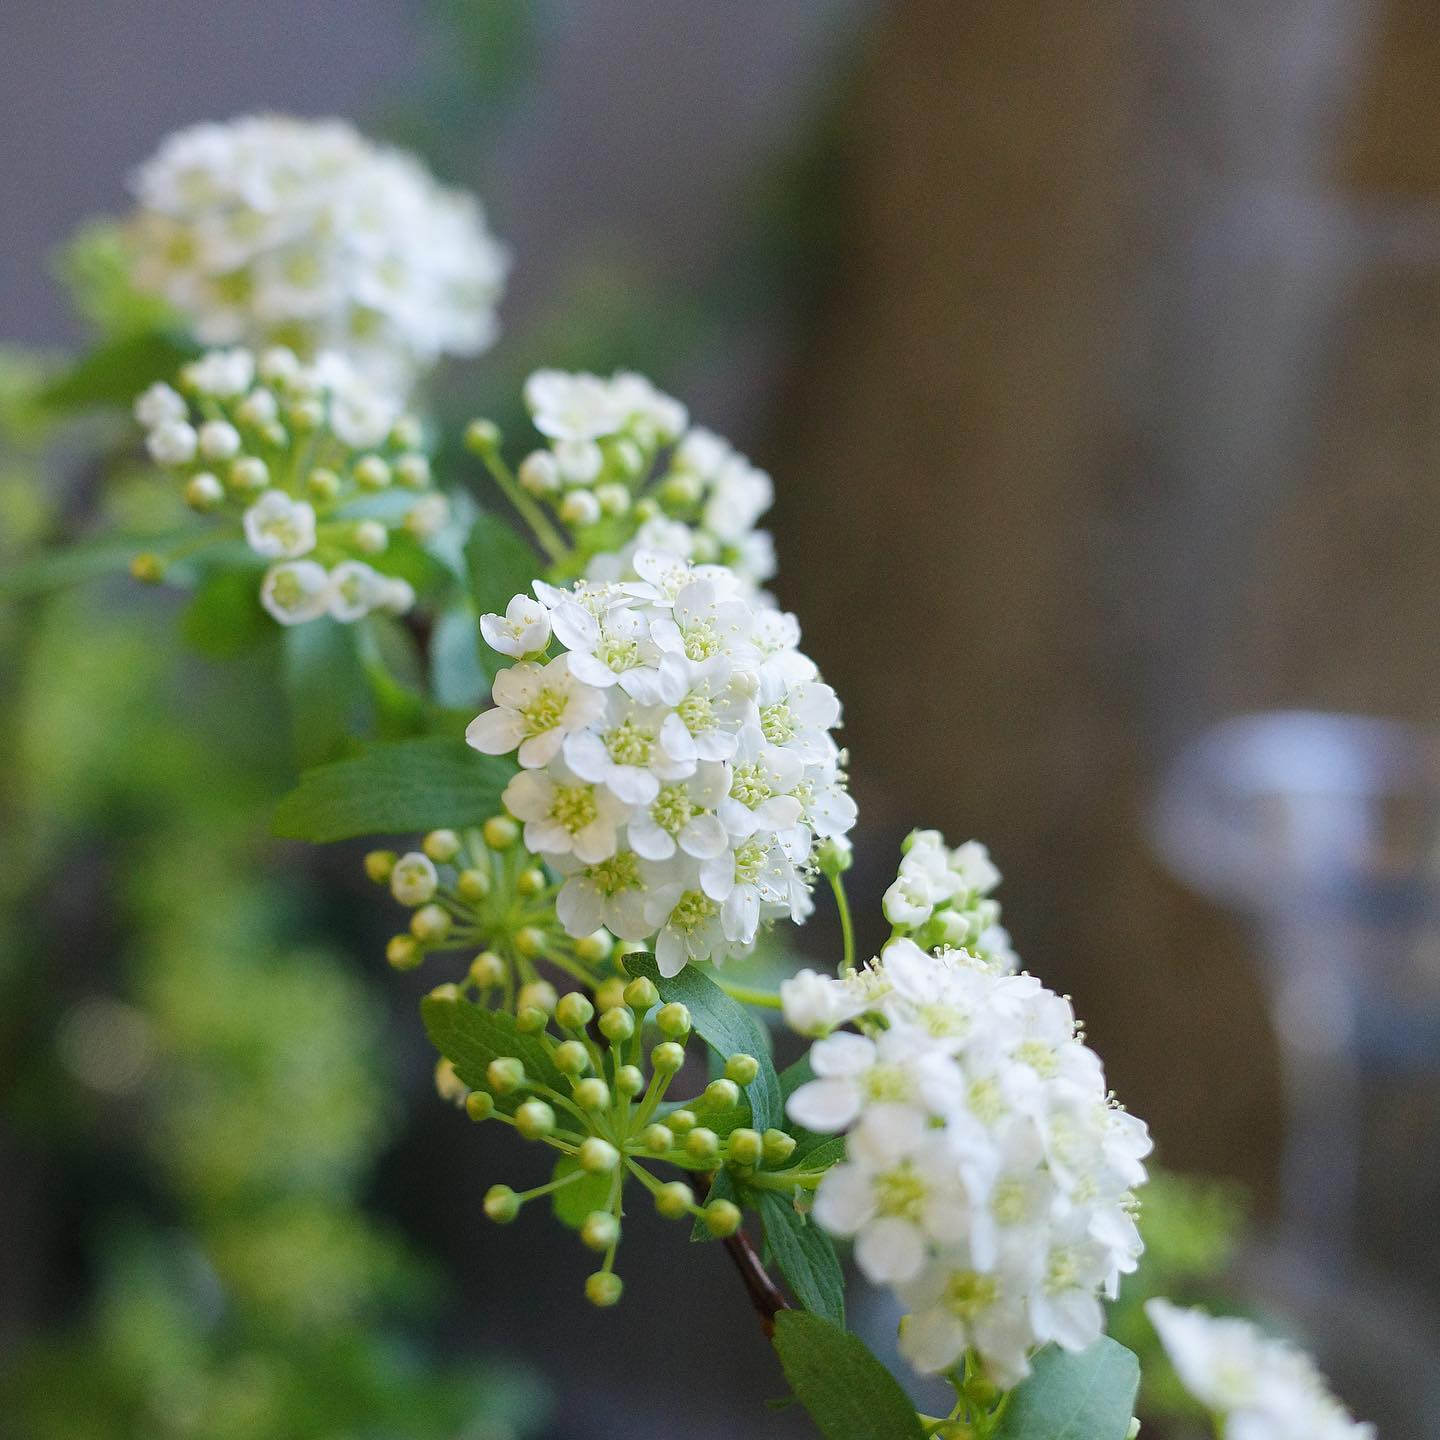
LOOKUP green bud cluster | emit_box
[364,820,615,1004]
[442,958,816,1307]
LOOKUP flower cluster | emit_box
[134,346,447,624]
[784,848,1150,1387]
[465,552,855,976]
[128,116,507,384]
[883,829,1017,971]
[423,970,800,1307]
[475,369,777,591]
[1147,1300,1374,1440]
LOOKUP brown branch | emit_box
[722,1225,791,1337]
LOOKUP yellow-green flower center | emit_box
[523,687,567,735]
[670,889,718,932]
[760,701,795,745]
[730,762,772,810]
[605,717,655,767]
[874,1164,928,1221]
[550,783,598,833]
[587,850,641,897]
[943,1270,999,1320]
[651,784,695,835]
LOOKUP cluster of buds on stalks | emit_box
[365,820,613,1004]
[421,965,809,1308]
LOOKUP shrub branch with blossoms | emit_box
[5,113,1379,1440]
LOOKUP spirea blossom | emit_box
[492,369,777,592]
[883,829,1017,970]
[128,116,507,385]
[1146,1300,1375,1440]
[465,552,855,975]
[134,346,444,625]
[785,859,1150,1387]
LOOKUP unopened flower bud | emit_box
[516,865,547,897]
[615,1064,645,1097]
[228,456,269,492]
[307,466,341,502]
[410,903,451,943]
[559,490,601,527]
[518,981,558,1016]
[464,418,500,454]
[702,1078,740,1112]
[515,1099,556,1140]
[599,1007,634,1044]
[816,835,853,877]
[554,1040,590,1075]
[515,926,546,959]
[725,1053,760,1086]
[484,1185,520,1223]
[656,1002,691,1039]
[666,1109,697,1134]
[573,1078,610,1111]
[465,1090,495,1122]
[483,815,520,850]
[642,1124,673,1154]
[390,415,424,450]
[184,472,225,511]
[486,1057,525,1095]
[584,1271,623,1308]
[395,453,431,489]
[434,1058,466,1104]
[364,849,396,883]
[595,482,630,517]
[651,1041,685,1074]
[581,1211,620,1252]
[762,1129,797,1166]
[287,397,323,431]
[468,951,505,988]
[685,1128,719,1162]
[594,977,626,1011]
[659,473,702,510]
[456,867,491,902]
[354,455,391,490]
[575,929,613,964]
[703,1198,742,1237]
[390,852,438,906]
[129,552,165,584]
[622,976,659,1012]
[386,935,422,971]
[518,450,560,495]
[417,831,459,867]
[655,1181,695,1219]
[579,1137,620,1174]
[555,992,595,1030]
[516,1006,548,1034]
[727,1128,763,1166]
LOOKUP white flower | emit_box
[787,1029,961,1133]
[260,560,330,624]
[1147,1301,1374,1440]
[480,596,551,658]
[129,116,507,384]
[524,369,626,442]
[134,382,187,428]
[553,847,656,941]
[644,883,729,977]
[404,493,450,540]
[779,967,875,1037]
[183,348,255,397]
[327,560,389,622]
[145,419,198,466]
[627,763,730,862]
[501,764,626,865]
[465,654,606,769]
[243,489,317,559]
[390,851,439,906]
[563,695,692,807]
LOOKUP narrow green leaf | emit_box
[420,990,567,1113]
[0,529,193,597]
[623,953,782,1131]
[38,328,197,413]
[272,736,515,841]
[463,512,543,678]
[281,620,367,769]
[180,565,271,658]
[772,1311,925,1440]
[550,1155,613,1229]
[430,602,489,709]
[993,1338,1140,1440]
[757,1190,845,1324]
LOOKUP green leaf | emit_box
[772,1311,924,1440]
[550,1155,613,1229]
[623,953,783,1131]
[757,1190,845,1325]
[281,619,367,769]
[430,602,489,709]
[993,1338,1140,1440]
[0,529,193,597]
[180,565,272,658]
[463,512,542,678]
[273,736,515,841]
[355,614,428,736]
[38,328,197,413]
[420,989,567,1113]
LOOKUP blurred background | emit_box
[4,2,1440,1436]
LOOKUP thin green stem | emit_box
[830,870,856,974]
[475,446,569,565]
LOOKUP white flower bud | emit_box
[518,450,560,495]
[197,420,242,461]
[260,560,330,625]
[559,490,601,527]
[390,851,438,907]
[134,382,186,428]
[353,520,388,555]
[184,472,225,511]
[146,420,198,467]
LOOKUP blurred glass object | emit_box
[1153,711,1440,1269]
